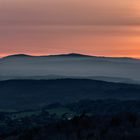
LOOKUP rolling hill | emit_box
[0,79,140,110]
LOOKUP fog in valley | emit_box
[0,54,140,84]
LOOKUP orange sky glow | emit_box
[0,0,140,58]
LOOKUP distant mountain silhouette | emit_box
[47,53,93,57]
[2,54,33,59]
[2,53,138,60]
[1,53,140,83]
[1,53,93,60]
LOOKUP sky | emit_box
[0,0,140,58]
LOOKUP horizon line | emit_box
[0,53,140,60]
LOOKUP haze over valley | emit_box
[0,53,140,84]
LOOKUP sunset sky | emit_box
[0,0,140,58]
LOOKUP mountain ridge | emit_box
[1,53,140,84]
[1,53,139,60]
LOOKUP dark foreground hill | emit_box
[0,79,140,110]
